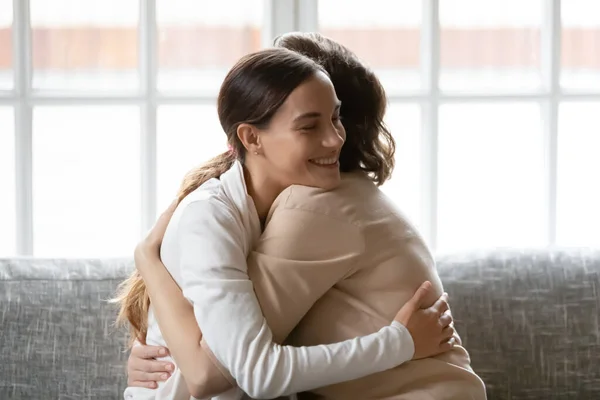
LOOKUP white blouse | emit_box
[124,161,414,400]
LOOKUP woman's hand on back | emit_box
[394,281,456,360]
[127,343,174,389]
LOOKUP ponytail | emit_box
[114,151,236,345]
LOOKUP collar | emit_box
[220,160,262,250]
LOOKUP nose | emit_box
[322,124,345,150]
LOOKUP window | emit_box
[30,0,139,92]
[317,0,600,252]
[0,0,12,90]
[32,106,141,256]
[439,0,542,92]
[437,103,545,250]
[0,107,15,256]
[318,0,422,94]
[156,0,264,93]
[556,102,600,246]
[156,105,226,210]
[561,0,600,90]
[4,0,600,256]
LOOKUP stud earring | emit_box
[254,151,259,155]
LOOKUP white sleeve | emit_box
[178,200,415,399]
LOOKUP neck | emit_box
[242,159,283,221]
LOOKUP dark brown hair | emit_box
[114,48,327,344]
[275,32,395,185]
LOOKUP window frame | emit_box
[2,0,599,255]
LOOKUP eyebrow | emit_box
[292,102,342,123]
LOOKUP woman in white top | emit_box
[115,48,454,399]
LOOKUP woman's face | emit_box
[257,71,346,191]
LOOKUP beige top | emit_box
[244,171,487,399]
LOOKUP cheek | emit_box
[266,137,309,171]
[271,135,310,163]
[274,149,310,171]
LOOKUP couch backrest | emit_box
[436,249,600,399]
[1,250,599,399]
[0,258,132,399]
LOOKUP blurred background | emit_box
[0,0,598,257]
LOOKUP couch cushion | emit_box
[437,248,600,400]
[0,258,132,399]
[2,250,599,399]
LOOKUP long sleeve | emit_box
[177,199,415,399]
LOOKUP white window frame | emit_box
[300,0,600,249]
[3,0,600,255]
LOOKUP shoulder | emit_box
[173,180,240,236]
[259,175,375,259]
[270,172,377,226]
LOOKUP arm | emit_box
[136,250,236,397]
[164,199,415,399]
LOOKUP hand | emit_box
[394,281,456,360]
[127,343,175,389]
[134,199,178,267]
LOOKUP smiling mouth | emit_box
[309,156,339,167]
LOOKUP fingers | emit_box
[131,358,174,374]
[438,336,457,353]
[432,292,450,315]
[129,370,171,384]
[131,344,169,360]
[128,345,174,386]
[128,379,159,389]
[155,200,178,231]
[441,325,455,342]
[409,281,433,309]
[144,199,178,250]
[394,281,433,326]
[438,311,453,329]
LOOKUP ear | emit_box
[236,123,262,154]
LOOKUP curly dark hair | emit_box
[275,32,396,185]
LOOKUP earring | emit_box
[254,151,259,155]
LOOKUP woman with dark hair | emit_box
[116,46,455,400]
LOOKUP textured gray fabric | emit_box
[0,258,132,399]
[437,248,600,400]
[1,250,599,399]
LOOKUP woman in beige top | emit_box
[124,33,486,399]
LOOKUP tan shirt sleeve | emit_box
[248,207,363,343]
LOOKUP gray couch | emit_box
[1,249,599,399]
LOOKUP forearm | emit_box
[136,252,233,397]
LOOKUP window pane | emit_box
[318,0,421,94]
[0,107,15,255]
[561,0,600,91]
[157,105,227,210]
[30,0,139,92]
[438,103,545,251]
[0,0,12,90]
[440,0,542,92]
[157,0,264,94]
[380,103,422,230]
[557,103,600,246]
[33,106,140,256]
